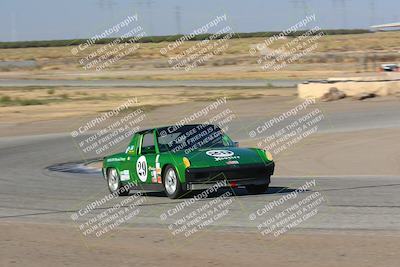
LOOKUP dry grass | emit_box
[1,32,400,62]
[0,32,399,82]
[0,86,294,123]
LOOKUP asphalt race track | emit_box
[1,96,400,266]
[1,97,400,235]
[1,129,399,232]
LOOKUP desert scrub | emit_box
[59,93,69,99]
[0,95,12,105]
[0,95,45,106]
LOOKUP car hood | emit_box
[179,147,265,168]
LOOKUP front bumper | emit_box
[184,162,274,190]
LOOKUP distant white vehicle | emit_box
[380,64,399,72]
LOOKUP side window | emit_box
[141,131,156,154]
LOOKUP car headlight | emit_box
[265,151,273,161]
[183,157,191,168]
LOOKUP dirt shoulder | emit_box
[0,86,295,126]
[0,221,398,267]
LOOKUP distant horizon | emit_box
[1,0,399,42]
[0,28,377,44]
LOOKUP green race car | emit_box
[102,124,274,199]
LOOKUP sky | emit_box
[1,0,400,42]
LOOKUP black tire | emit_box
[107,168,130,196]
[246,183,269,194]
[163,165,184,199]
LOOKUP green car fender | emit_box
[250,148,274,164]
[158,153,187,183]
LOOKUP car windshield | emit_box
[156,125,234,153]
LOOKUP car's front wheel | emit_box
[107,168,130,196]
[246,183,269,194]
[163,166,184,199]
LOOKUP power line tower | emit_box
[107,0,117,10]
[342,0,349,28]
[332,0,349,28]
[11,12,17,41]
[175,5,182,34]
[97,0,117,10]
[338,0,348,28]
[97,0,104,9]
[290,0,308,19]
[369,0,376,25]
[145,0,155,35]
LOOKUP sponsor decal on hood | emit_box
[206,149,240,161]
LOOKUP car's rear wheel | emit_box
[107,168,130,196]
[246,183,269,194]
[163,166,184,199]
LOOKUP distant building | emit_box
[370,22,400,31]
